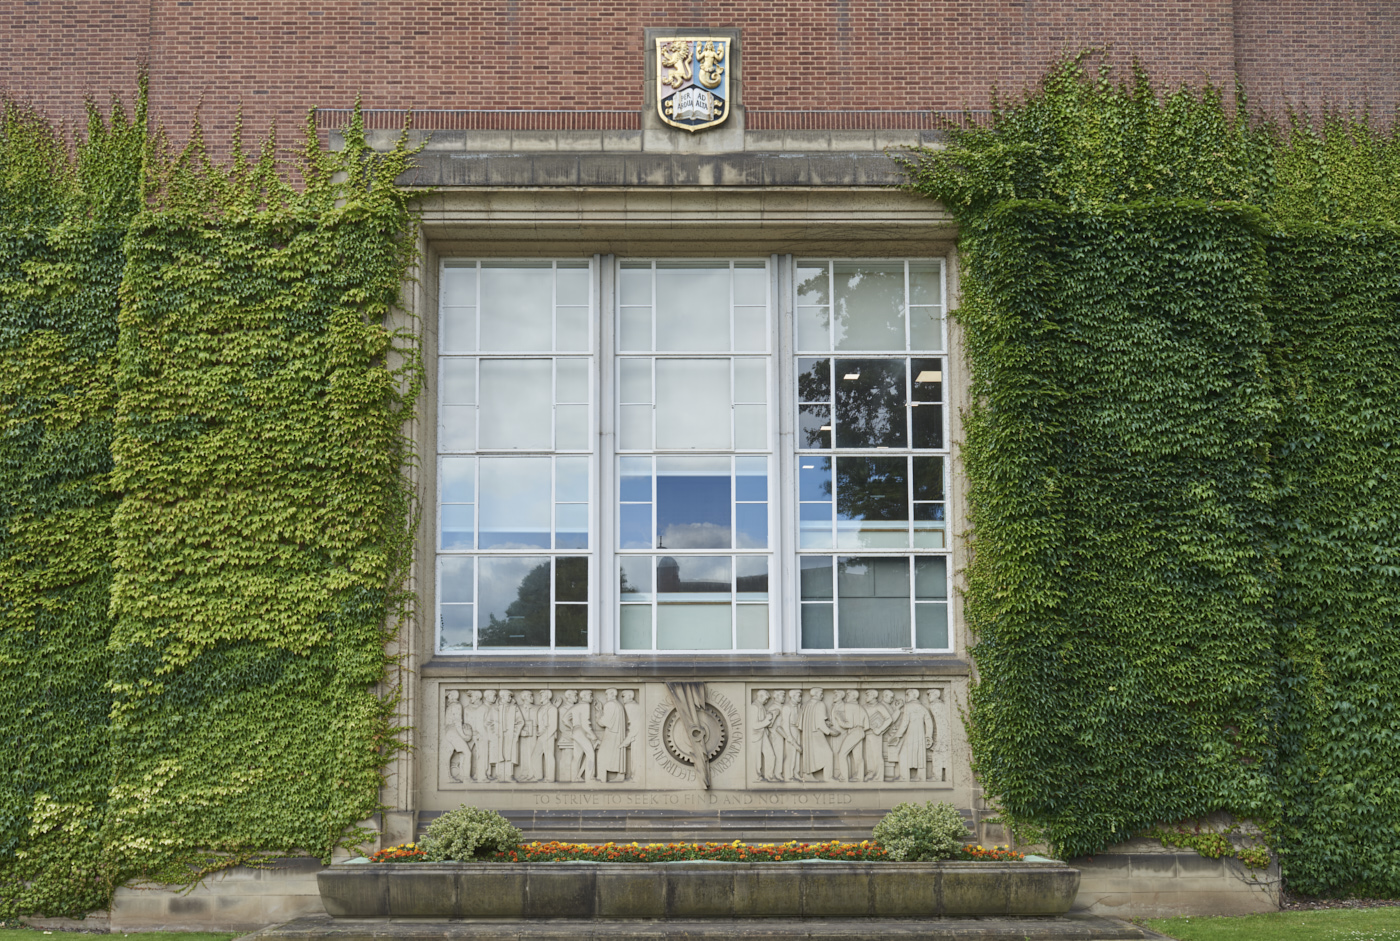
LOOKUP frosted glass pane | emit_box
[619,405,652,450]
[555,503,588,549]
[801,603,834,648]
[915,556,948,599]
[440,457,475,504]
[795,263,829,305]
[912,526,946,549]
[909,307,943,351]
[734,405,767,450]
[556,456,589,502]
[733,265,767,305]
[656,359,731,449]
[442,308,476,352]
[734,307,767,352]
[619,557,653,600]
[439,505,474,550]
[620,266,652,305]
[657,605,731,650]
[657,456,731,550]
[556,307,589,351]
[655,265,730,351]
[734,359,766,403]
[556,358,588,403]
[916,603,949,649]
[619,359,651,403]
[555,404,589,450]
[833,263,906,351]
[909,264,942,306]
[479,360,552,449]
[837,556,911,648]
[556,265,590,306]
[619,307,651,351]
[620,605,652,649]
[439,556,474,603]
[799,556,833,599]
[439,407,475,451]
[797,307,830,351]
[736,605,769,649]
[439,605,474,650]
[477,556,551,646]
[441,266,476,307]
[837,521,908,549]
[479,458,551,549]
[481,264,552,351]
[440,358,476,404]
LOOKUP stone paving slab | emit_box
[239,912,1173,941]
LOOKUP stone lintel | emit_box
[421,655,971,678]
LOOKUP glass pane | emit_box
[442,265,477,307]
[440,358,476,404]
[736,456,768,501]
[912,456,945,501]
[834,358,907,449]
[733,264,767,305]
[798,404,831,450]
[801,603,834,648]
[620,456,652,501]
[799,457,832,501]
[915,603,949,649]
[837,556,911,648]
[556,264,590,306]
[439,556,474,603]
[620,504,651,550]
[439,406,475,451]
[440,605,474,650]
[912,358,943,401]
[734,307,766,352]
[555,503,588,549]
[477,556,552,647]
[736,503,767,549]
[795,263,830,305]
[734,359,766,402]
[912,357,944,449]
[655,264,730,351]
[479,457,551,549]
[656,359,731,450]
[657,455,731,550]
[736,605,769,649]
[909,263,941,305]
[620,605,652,649]
[440,505,475,550]
[909,307,942,352]
[555,404,589,451]
[556,307,589,352]
[657,555,731,601]
[619,265,652,306]
[912,503,946,548]
[557,456,590,503]
[734,404,767,450]
[833,263,906,351]
[556,556,589,602]
[620,307,651,352]
[619,557,653,600]
[800,502,833,549]
[736,556,769,600]
[915,556,947,600]
[797,357,831,402]
[556,358,589,403]
[912,405,944,450]
[555,604,588,648]
[479,359,552,450]
[799,556,833,599]
[619,359,651,403]
[442,308,476,352]
[480,264,553,351]
[619,405,652,450]
[797,307,830,352]
[440,457,475,504]
[657,605,731,650]
[836,455,909,550]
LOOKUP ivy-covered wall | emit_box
[0,95,420,916]
[909,57,1400,895]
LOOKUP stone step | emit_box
[241,913,1173,941]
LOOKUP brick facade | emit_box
[3,2,1395,148]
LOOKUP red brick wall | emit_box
[2,1,1395,151]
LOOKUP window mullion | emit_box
[596,253,616,656]
[775,253,799,654]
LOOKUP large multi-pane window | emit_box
[434,256,950,655]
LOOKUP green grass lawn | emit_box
[2,933,236,941]
[1146,908,1400,940]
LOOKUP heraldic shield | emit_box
[656,37,730,132]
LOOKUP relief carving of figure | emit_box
[531,689,559,784]
[752,689,780,782]
[924,688,942,780]
[891,687,935,782]
[834,688,869,783]
[481,689,501,779]
[799,686,838,781]
[558,689,579,781]
[620,689,642,779]
[567,689,600,783]
[862,689,893,782]
[441,690,474,784]
[880,688,903,779]
[515,691,536,781]
[659,40,693,89]
[696,40,725,89]
[492,689,525,781]
[463,690,487,781]
[780,688,803,780]
[596,687,628,782]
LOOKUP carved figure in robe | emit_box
[481,689,500,779]
[515,691,537,781]
[891,688,935,781]
[557,690,579,782]
[880,688,903,779]
[491,689,526,781]
[567,689,600,783]
[752,689,780,781]
[441,690,474,784]
[861,689,893,782]
[799,687,838,780]
[620,689,642,779]
[597,688,628,781]
[531,689,559,783]
[779,688,804,780]
[834,688,868,783]
[923,688,942,780]
[463,689,488,781]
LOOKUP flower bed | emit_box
[369,839,1024,864]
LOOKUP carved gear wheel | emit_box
[662,703,728,765]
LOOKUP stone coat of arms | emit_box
[655,37,730,132]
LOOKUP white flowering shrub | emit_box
[872,801,970,861]
[421,806,522,860]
